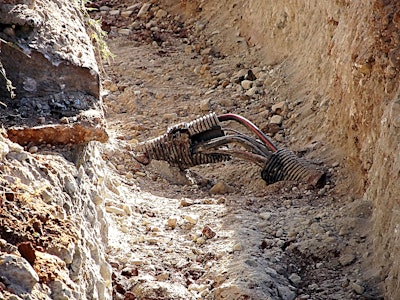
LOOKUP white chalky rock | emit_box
[184,214,199,225]
[0,254,39,291]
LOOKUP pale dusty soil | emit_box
[94,1,382,299]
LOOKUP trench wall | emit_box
[177,0,400,298]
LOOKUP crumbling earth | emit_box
[94,0,383,299]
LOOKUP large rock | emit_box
[0,0,107,145]
[0,253,39,293]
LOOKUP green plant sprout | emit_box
[0,59,16,101]
[78,0,115,63]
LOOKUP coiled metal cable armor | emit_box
[262,149,325,187]
[136,113,230,170]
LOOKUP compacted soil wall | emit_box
[172,0,400,298]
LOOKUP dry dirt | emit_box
[92,0,383,299]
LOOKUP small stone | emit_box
[155,9,167,18]
[351,282,365,295]
[275,229,283,237]
[118,28,132,35]
[0,254,39,291]
[137,3,151,18]
[60,117,69,124]
[116,164,125,171]
[105,206,126,216]
[241,80,253,90]
[200,98,211,111]
[259,212,272,220]
[217,72,229,80]
[120,225,129,233]
[217,197,226,204]
[317,188,326,196]
[202,225,216,239]
[245,86,259,97]
[99,6,110,11]
[188,283,208,292]
[122,205,132,215]
[184,214,199,225]
[146,238,158,245]
[251,67,262,75]
[220,79,230,88]
[232,243,242,251]
[28,146,38,154]
[271,101,289,116]
[270,115,283,125]
[289,273,302,286]
[339,253,356,266]
[283,199,292,207]
[167,217,177,229]
[277,285,296,300]
[264,77,275,86]
[121,10,133,18]
[180,198,194,207]
[149,160,190,185]
[109,9,120,16]
[38,116,46,124]
[196,237,206,244]
[276,239,285,248]
[156,272,169,281]
[210,180,234,195]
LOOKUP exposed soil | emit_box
[93,1,383,299]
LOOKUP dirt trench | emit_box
[95,0,384,299]
[1,0,398,299]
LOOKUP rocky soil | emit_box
[2,0,397,299]
[93,1,383,299]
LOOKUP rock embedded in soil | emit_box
[339,253,356,266]
[137,3,152,18]
[271,101,289,116]
[202,225,216,239]
[270,114,284,125]
[241,80,253,90]
[210,180,234,194]
[232,242,242,251]
[289,273,302,286]
[0,253,39,292]
[184,214,199,225]
[167,216,177,229]
[351,282,365,295]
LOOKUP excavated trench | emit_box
[1,0,400,299]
